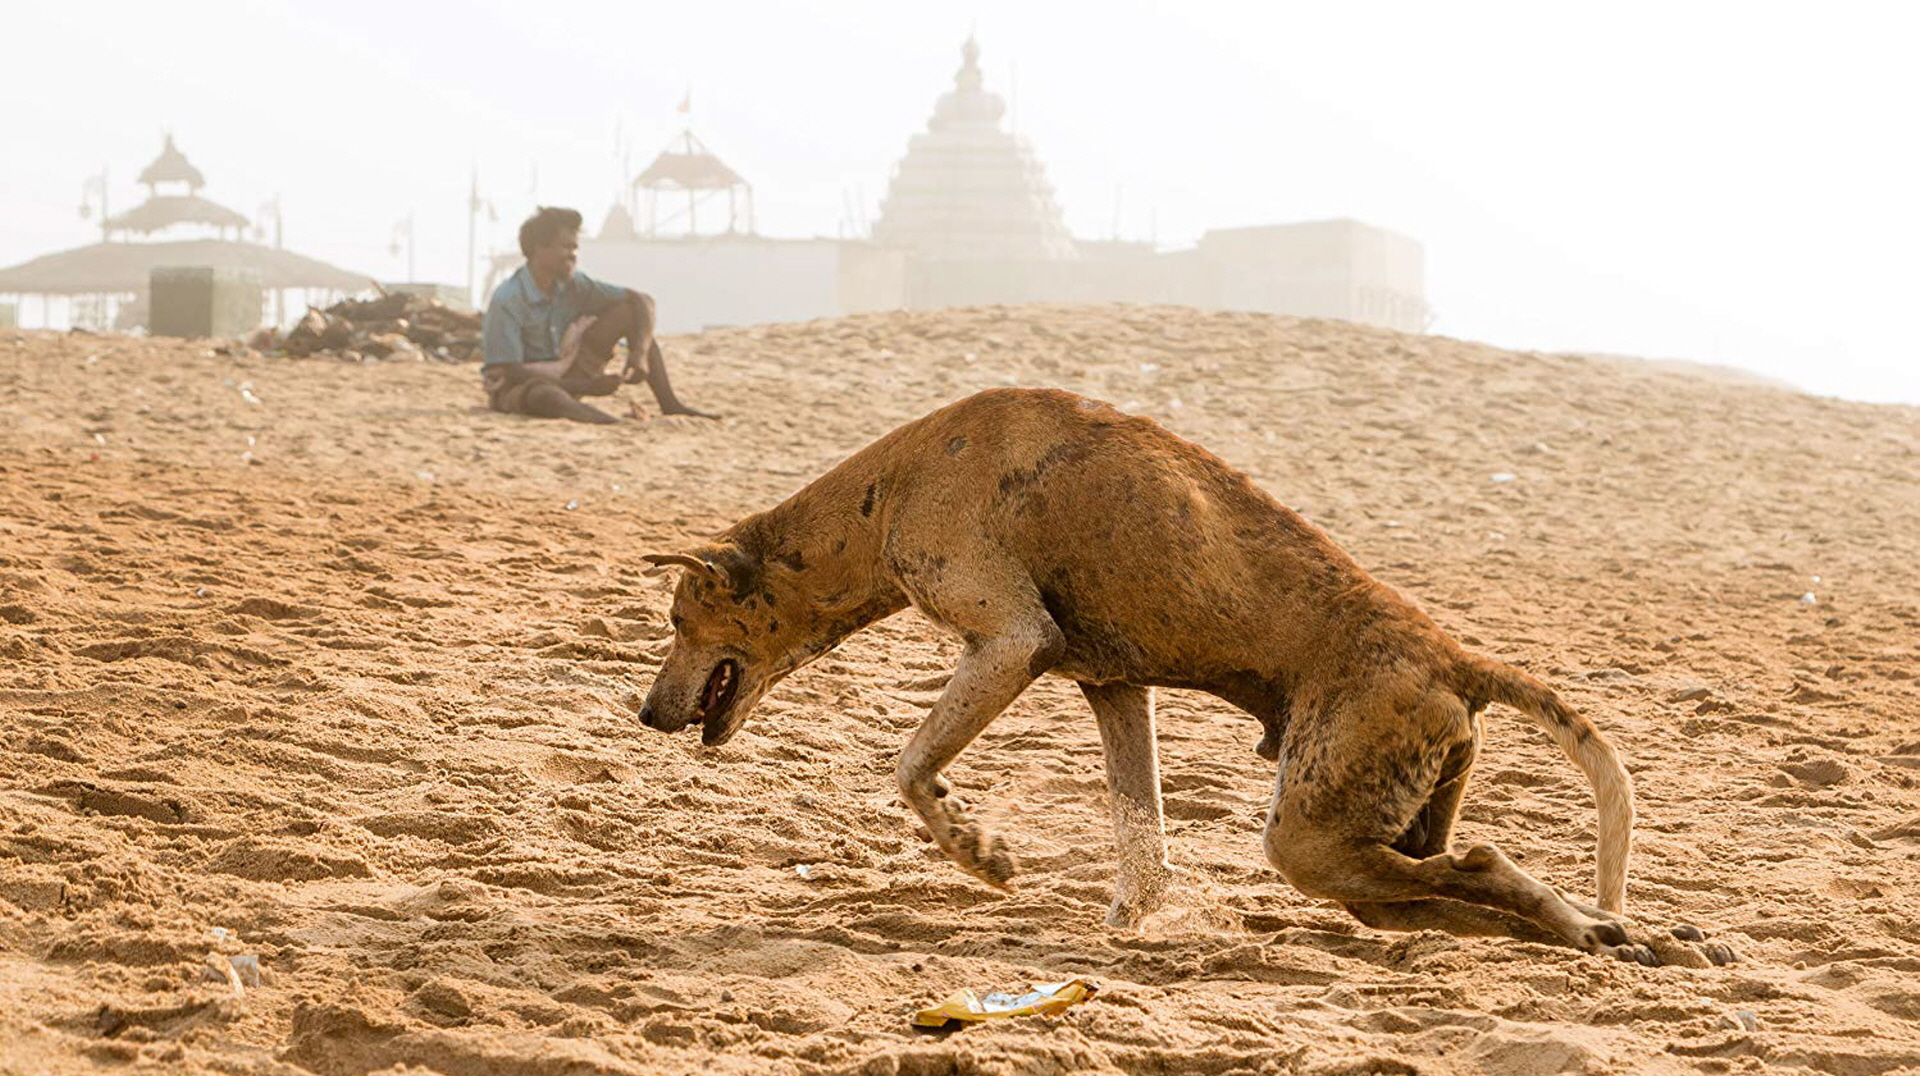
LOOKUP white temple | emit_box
[581,37,1429,335]
[872,38,1077,263]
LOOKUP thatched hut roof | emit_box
[105,195,250,236]
[0,240,370,296]
[633,131,745,191]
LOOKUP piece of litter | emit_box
[202,953,246,997]
[1491,472,1517,483]
[564,499,579,511]
[92,433,106,445]
[194,587,208,598]
[962,352,977,363]
[913,979,1099,1030]
[229,953,262,988]
[794,864,817,880]
[209,927,234,943]
[1811,575,1821,584]
[415,470,436,483]
[1800,592,1817,605]
[1139,363,1159,374]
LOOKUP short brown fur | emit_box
[639,389,1731,966]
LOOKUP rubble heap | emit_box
[272,292,483,362]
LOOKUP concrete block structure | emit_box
[149,266,262,339]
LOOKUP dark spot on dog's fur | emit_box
[861,484,877,517]
[778,550,806,572]
[768,618,779,634]
[997,442,1087,497]
[947,436,967,456]
[732,618,752,635]
[834,539,847,555]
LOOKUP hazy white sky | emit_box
[3,2,1916,403]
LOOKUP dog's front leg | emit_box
[1082,682,1171,928]
[895,633,1049,889]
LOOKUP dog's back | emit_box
[876,388,1443,695]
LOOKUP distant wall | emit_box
[580,236,852,334]
[581,218,1428,335]
[1190,219,1429,331]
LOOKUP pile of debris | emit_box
[262,291,483,363]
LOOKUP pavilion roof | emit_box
[0,240,371,296]
[105,194,250,235]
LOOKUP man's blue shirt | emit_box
[481,264,627,368]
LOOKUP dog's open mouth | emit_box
[696,659,741,744]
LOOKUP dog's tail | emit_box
[1452,653,1633,914]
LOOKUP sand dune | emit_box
[2,305,1918,1075]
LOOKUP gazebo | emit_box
[99,134,253,242]
[631,130,755,237]
[0,136,371,331]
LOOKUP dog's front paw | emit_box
[931,795,1017,889]
[953,822,1017,889]
[1106,864,1173,930]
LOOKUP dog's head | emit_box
[637,538,823,747]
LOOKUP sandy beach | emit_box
[2,304,1918,1075]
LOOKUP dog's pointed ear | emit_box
[643,543,760,599]
[642,552,718,579]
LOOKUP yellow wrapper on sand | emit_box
[911,979,1100,1029]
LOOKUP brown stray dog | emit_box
[638,389,1732,966]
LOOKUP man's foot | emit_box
[559,398,621,425]
[661,404,721,420]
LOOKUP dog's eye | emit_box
[670,613,684,630]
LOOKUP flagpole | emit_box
[467,164,479,309]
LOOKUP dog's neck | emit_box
[750,456,908,647]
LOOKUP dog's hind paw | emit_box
[1584,920,1738,968]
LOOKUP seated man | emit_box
[481,206,716,424]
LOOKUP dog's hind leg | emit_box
[1082,682,1171,928]
[895,609,1062,890]
[1263,691,1667,963]
[1334,720,1569,942]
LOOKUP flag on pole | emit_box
[677,87,691,115]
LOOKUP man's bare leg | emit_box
[612,293,718,419]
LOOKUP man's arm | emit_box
[575,270,633,317]
[481,291,562,377]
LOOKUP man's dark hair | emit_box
[519,206,584,258]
